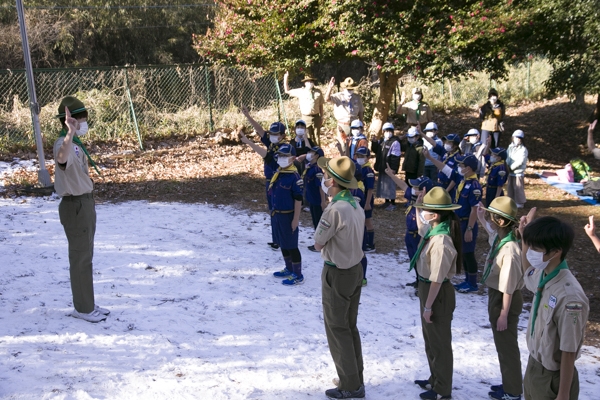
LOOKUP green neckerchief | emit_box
[408,220,451,272]
[416,101,421,122]
[530,260,569,336]
[59,129,101,175]
[331,189,357,209]
[480,231,516,284]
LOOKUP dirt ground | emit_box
[2,95,600,346]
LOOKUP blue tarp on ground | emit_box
[537,174,599,206]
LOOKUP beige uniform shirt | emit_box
[524,267,590,371]
[415,224,457,283]
[288,87,324,116]
[400,100,433,125]
[53,137,94,197]
[483,231,524,294]
[329,92,364,124]
[314,197,365,269]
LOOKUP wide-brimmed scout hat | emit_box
[412,87,423,95]
[483,196,518,223]
[340,77,358,89]
[56,96,87,118]
[301,75,317,83]
[317,156,359,189]
[414,186,461,211]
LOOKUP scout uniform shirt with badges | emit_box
[404,187,419,238]
[330,92,365,124]
[480,230,523,293]
[437,149,460,199]
[524,263,590,371]
[304,162,324,206]
[268,165,303,212]
[315,190,365,269]
[361,162,375,208]
[455,174,482,219]
[484,157,508,192]
[287,87,324,116]
[260,136,294,181]
[411,222,458,283]
[53,135,94,197]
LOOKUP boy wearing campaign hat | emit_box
[484,147,508,207]
[421,122,444,181]
[410,187,462,400]
[54,96,108,323]
[383,169,434,290]
[303,147,327,252]
[355,146,376,253]
[240,106,295,251]
[477,197,523,400]
[426,151,483,293]
[401,126,425,184]
[506,130,528,208]
[313,156,366,400]
[269,143,305,286]
[372,122,401,210]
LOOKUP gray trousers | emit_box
[321,262,364,391]
[488,288,523,395]
[59,193,96,313]
[418,280,455,397]
[507,175,526,205]
[524,356,579,400]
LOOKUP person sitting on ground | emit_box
[372,122,402,210]
[584,215,600,253]
[283,72,324,145]
[586,119,600,160]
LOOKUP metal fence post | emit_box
[204,63,215,132]
[526,56,531,99]
[124,68,143,150]
[274,72,288,132]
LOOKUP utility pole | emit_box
[16,0,52,187]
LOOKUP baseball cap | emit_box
[355,146,370,157]
[491,147,507,160]
[464,128,480,137]
[443,134,461,144]
[512,129,524,138]
[456,154,478,170]
[350,120,364,129]
[424,122,438,132]
[408,176,434,192]
[268,122,286,134]
[276,143,293,156]
[295,119,306,127]
[382,122,395,131]
[310,146,324,157]
[407,127,419,138]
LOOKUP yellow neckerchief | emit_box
[269,163,297,190]
[302,160,318,179]
[443,149,460,165]
[359,161,372,170]
[483,160,505,187]
[358,181,365,193]
[455,173,478,202]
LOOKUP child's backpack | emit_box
[569,158,592,182]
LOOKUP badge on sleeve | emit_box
[548,295,557,309]
[498,171,506,176]
[566,302,583,325]
[319,219,331,230]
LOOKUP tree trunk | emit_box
[367,71,400,140]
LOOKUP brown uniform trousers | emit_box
[418,280,455,397]
[488,288,523,395]
[321,262,364,391]
[524,356,579,400]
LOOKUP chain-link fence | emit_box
[0,59,551,150]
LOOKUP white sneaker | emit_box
[95,305,110,315]
[516,203,524,209]
[71,309,107,323]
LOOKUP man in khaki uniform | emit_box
[284,72,324,145]
[520,215,590,400]
[54,96,109,323]
[314,156,366,399]
[325,77,365,137]
[396,87,433,127]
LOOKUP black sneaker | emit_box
[308,245,319,252]
[267,242,280,250]
[414,379,432,390]
[419,389,452,399]
[325,384,365,399]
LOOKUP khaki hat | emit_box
[340,77,358,89]
[301,75,317,83]
[317,156,359,189]
[56,96,87,118]
[412,87,423,95]
[414,187,461,211]
[483,196,518,223]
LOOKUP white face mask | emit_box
[270,135,280,144]
[485,221,497,233]
[321,177,333,195]
[426,131,436,138]
[408,137,417,144]
[305,82,315,90]
[513,138,521,145]
[351,128,360,136]
[277,156,291,168]
[458,167,465,176]
[357,157,367,165]
[468,136,478,144]
[526,248,557,270]
[490,96,498,104]
[413,94,422,102]
[444,143,453,152]
[384,131,392,140]
[490,156,499,163]
[419,210,433,225]
[296,128,305,136]
[76,121,89,136]
[306,153,314,162]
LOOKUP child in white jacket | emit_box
[506,130,528,208]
